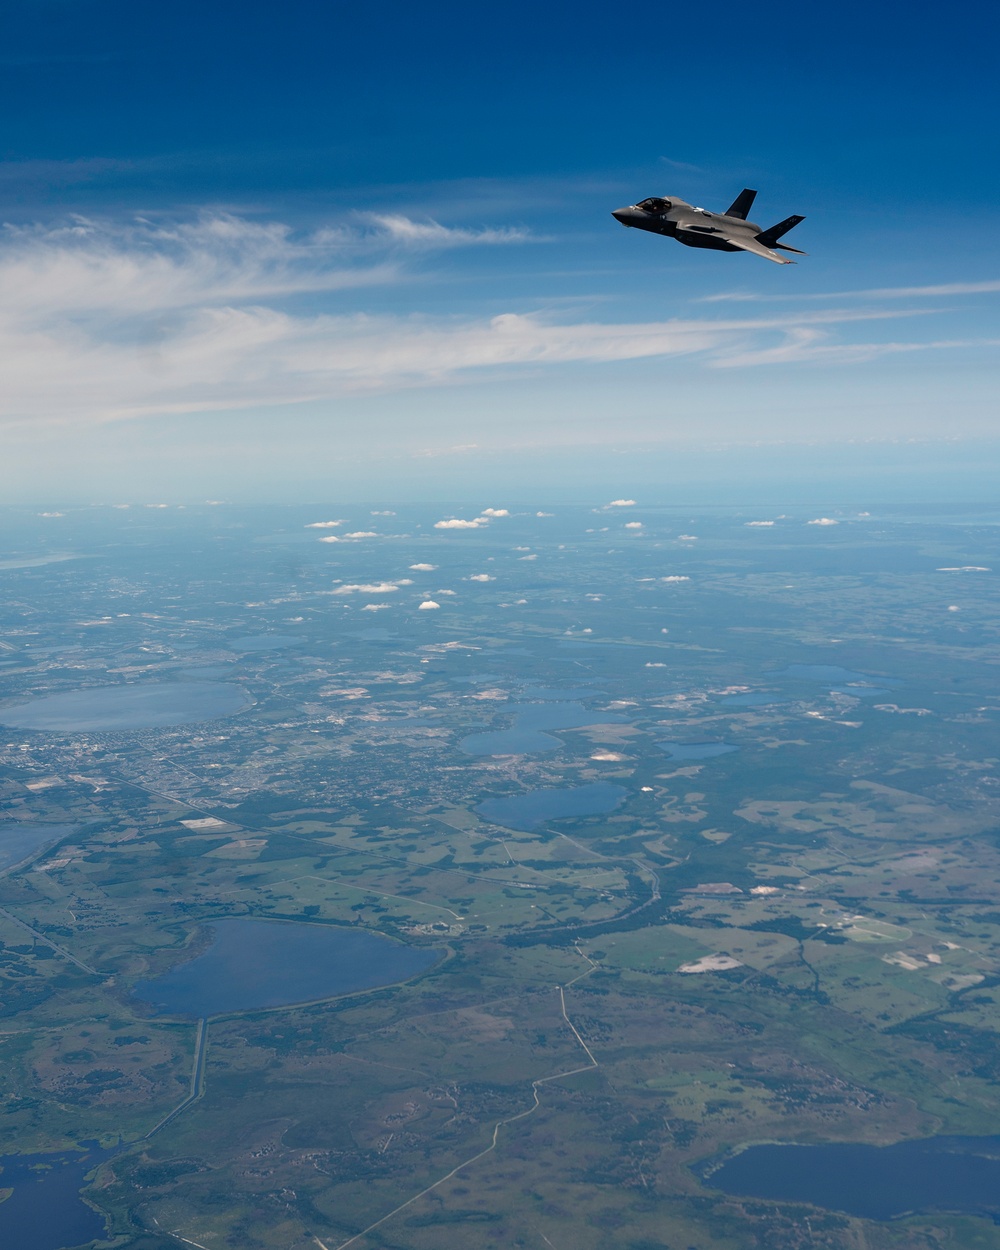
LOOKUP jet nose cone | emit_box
[612,206,635,226]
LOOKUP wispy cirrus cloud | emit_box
[0,209,992,430]
[702,278,1000,304]
[367,214,530,247]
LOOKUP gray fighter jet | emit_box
[612,189,806,264]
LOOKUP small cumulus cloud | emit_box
[305,520,345,528]
[436,588,457,595]
[808,517,839,526]
[661,575,690,582]
[947,604,961,611]
[370,510,395,516]
[434,518,484,529]
[361,603,391,611]
[469,573,495,582]
[606,499,636,508]
[480,507,510,517]
[937,566,990,572]
[625,521,643,529]
[344,530,378,538]
[677,534,698,541]
[536,511,554,517]
[519,554,538,561]
[319,535,341,543]
[418,600,441,610]
[745,520,775,527]
[38,511,64,517]
[332,582,400,595]
[409,562,437,570]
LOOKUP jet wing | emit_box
[723,233,795,264]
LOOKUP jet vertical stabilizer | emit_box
[725,188,757,219]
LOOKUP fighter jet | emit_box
[612,189,806,264]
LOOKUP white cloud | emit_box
[305,520,345,528]
[536,511,553,517]
[469,573,494,581]
[745,520,775,527]
[368,215,530,249]
[480,507,510,517]
[519,553,538,561]
[937,566,990,572]
[409,562,437,570]
[434,518,484,529]
[370,509,395,515]
[361,603,391,611]
[344,530,378,538]
[625,521,643,529]
[808,517,839,526]
[418,600,440,610]
[332,582,400,595]
[677,534,697,541]
[436,588,457,595]
[661,575,690,582]
[319,535,341,543]
[606,499,636,507]
[3,210,981,432]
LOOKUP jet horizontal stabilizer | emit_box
[725,235,795,264]
[756,214,805,248]
[775,242,808,255]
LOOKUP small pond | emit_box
[133,918,440,1018]
[0,681,250,732]
[707,1135,1000,1221]
[476,782,627,832]
[658,741,739,760]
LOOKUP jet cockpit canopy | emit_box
[637,197,672,213]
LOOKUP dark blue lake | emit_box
[0,681,250,732]
[227,634,301,651]
[658,741,739,760]
[0,823,78,872]
[133,918,439,1018]
[476,782,627,831]
[179,664,238,678]
[518,686,604,701]
[461,702,625,756]
[832,686,893,699]
[708,1136,1000,1220]
[778,664,899,685]
[0,1144,112,1250]
[719,693,785,707]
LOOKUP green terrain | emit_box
[2,501,1000,1249]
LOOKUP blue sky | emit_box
[2,0,998,502]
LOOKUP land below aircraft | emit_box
[612,189,806,264]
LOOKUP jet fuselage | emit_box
[612,191,806,264]
[613,197,759,252]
